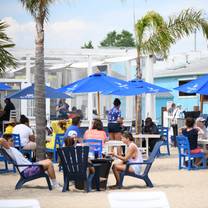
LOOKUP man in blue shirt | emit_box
[64,116,82,139]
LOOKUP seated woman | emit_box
[84,118,107,146]
[0,134,61,190]
[46,119,71,149]
[4,118,16,135]
[109,131,143,189]
[181,117,208,166]
[143,117,160,153]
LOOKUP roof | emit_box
[154,51,208,78]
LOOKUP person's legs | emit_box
[38,159,56,179]
[23,142,36,150]
[114,132,122,155]
[111,163,124,186]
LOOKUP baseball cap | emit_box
[196,117,206,122]
[67,130,77,137]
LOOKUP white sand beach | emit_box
[0,147,208,208]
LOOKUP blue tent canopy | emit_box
[7,84,71,99]
[0,83,11,90]
[174,74,208,95]
[58,72,128,93]
[102,79,171,96]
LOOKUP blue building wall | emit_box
[155,76,208,115]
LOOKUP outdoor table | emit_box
[105,141,127,154]
[91,157,113,190]
[198,139,208,151]
[133,134,161,157]
[75,157,113,191]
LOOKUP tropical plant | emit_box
[0,20,16,74]
[19,0,57,160]
[135,9,208,133]
[100,30,135,47]
[81,40,94,49]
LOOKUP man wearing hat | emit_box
[196,117,208,140]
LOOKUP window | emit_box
[178,80,196,96]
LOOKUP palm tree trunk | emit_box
[135,48,142,134]
[35,16,46,161]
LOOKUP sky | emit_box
[0,0,208,55]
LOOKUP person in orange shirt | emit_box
[84,118,107,146]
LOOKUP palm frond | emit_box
[0,20,16,73]
[20,0,56,20]
[168,8,208,40]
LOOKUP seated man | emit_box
[0,134,61,190]
[195,117,208,140]
[64,116,82,140]
[13,115,36,150]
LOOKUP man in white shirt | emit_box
[13,115,36,150]
[0,135,61,190]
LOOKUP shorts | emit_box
[190,147,202,154]
[22,166,42,178]
[108,123,121,133]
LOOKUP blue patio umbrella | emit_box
[0,83,11,90]
[174,74,208,95]
[102,79,171,96]
[6,84,71,99]
[58,72,128,115]
[58,72,128,93]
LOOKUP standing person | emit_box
[56,99,69,119]
[13,115,36,150]
[170,104,183,147]
[143,117,160,153]
[108,98,122,141]
[0,135,62,190]
[109,131,143,189]
[0,98,15,132]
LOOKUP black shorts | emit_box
[108,123,121,133]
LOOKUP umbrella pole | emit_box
[200,95,203,113]
[97,92,100,117]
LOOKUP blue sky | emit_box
[0,0,207,55]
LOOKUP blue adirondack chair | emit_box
[57,146,94,192]
[83,139,102,158]
[119,141,163,188]
[11,134,32,160]
[46,133,65,162]
[0,148,52,190]
[158,127,170,156]
[176,135,206,170]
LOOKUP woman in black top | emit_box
[182,117,208,166]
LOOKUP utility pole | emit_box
[194,29,197,51]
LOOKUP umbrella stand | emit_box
[200,95,204,113]
[97,92,100,117]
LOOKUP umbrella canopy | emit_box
[58,72,128,93]
[58,72,128,116]
[174,74,208,95]
[0,83,11,90]
[6,84,71,99]
[102,79,171,96]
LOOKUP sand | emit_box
[0,147,208,208]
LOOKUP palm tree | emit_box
[20,0,57,160]
[134,9,208,133]
[0,20,16,73]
